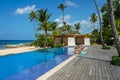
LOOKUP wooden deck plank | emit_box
[46,46,120,80]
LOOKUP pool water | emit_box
[0,47,75,80]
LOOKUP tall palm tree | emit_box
[90,13,97,43]
[107,0,120,57]
[49,22,59,36]
[74,22,81,34]
[58,26,66,34]
[94,0,105,46]
[29,11,39,46]
[65,24,72,35]
[90,13,97,30]
[37,9,51,47]
[58,4,67,26]
[49,22,59,47]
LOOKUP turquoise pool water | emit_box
[0,47,75,80]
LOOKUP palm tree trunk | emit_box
[94,0,105,46]
[107,0,120,57]
[62,10,64,26]
[33,21,38,47]
[44,29,48,48]
[93,23,96,43]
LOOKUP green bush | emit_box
[29,41,37,46]
[47,37,54,48]
[54,44,63,47]
[112,56,120,66]
[102,46,111,49]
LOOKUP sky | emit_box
[0,0,107,40]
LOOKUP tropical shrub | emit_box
[102,46,111,49]
[54,44,63,47]
[29,41,37,46]
[112,56,120,66]
[47,37,54,48]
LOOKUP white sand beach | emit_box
[0,46,41,56]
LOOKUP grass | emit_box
[112,56,120,66]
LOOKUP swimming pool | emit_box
[0,47,75,80]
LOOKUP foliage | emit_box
[102,45,111,49]
[58,3,67,25]
[90,13,97,29]
[74,22,81,34]
[65,24,72,35]
[102,25,113,45]
[47,36,54,47]
[91,1,120,46]
[94,0,104,46]
[35,34,44,47]
[106,0,120,57]
[54,44,63,47]
[48,22,60,36]
[29,41,37,46]
[116,19,120,35]
[37,9,51,47]
[101,1,120,39]
[91,29,101,44]
[58,4,67,11]
[112,56,120,66]
[30,34,55,48]
[29,11,39,46]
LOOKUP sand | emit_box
[0,46,41,56]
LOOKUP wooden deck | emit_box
[47,46,120,80]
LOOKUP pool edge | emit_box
[36,55,76,80]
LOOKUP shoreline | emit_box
[0,46,41,56]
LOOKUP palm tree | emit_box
[90,13,97,30]
[37,9,51,47]
[49,22,59,36]
[90,13,97,43]
[48,22,60,47]
[74,23,81,34]
[29,11,39,46]
[58,26,66,34]
[58,4,67,26]
[94,0,105,46]
[65,24,72,35]
[107,0,120,57]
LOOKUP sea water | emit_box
[0,40,33,50]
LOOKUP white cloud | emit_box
[54,15,99,34]
[54,16,62,23]
[71,18,99,34]
[65,15,71,21]
[15,5,36,15]
[80,19,99,34]
[80,20,92,27]
[54,14,71,25]
[66,0,79,7]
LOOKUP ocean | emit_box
[0,40,34,50]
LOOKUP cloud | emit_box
[15,5,36,15]
[80,19,99,34]
[54,16,62,23]
[54,14,71,27]
[65,0,79,7]
[80,20,92,27]
[54,15,99,34]
[72,18,99,34]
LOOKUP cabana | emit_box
[54,35,90,46]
